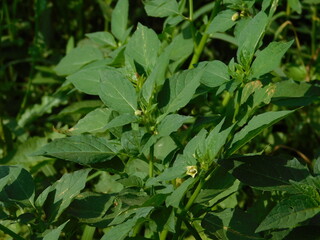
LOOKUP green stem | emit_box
[184,177,204,211]
[188,0,221,68]
[0,223,26,240]
[81,225,95,240]
[189,0,193,21]
[182,219,202,240]
[159,229,169,240]
[86,171,103,182]
[149,145,154,178]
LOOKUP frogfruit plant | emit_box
[1,0,320,239]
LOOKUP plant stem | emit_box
[81,225,95,240]
[149,145,154,178]
[182,219,202,240]
[86,171,102,182]
[311,5,317,56]
[159,229,169,240]
[189,0,193,21]
[0,223,26,240]
[184,177,204,211]
[188,0,221,69]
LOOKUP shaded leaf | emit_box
[111,0,129,42]
[34,135,121,165]
[256,194,320,232]
[42,221,69,240]
[86,31,117,47]
[157,114,192,137]
[144,0,179,17]
[207,9,237,34]
[166,177,196,208]
[199,60,230,88]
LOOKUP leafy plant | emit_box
[1,0,320,239]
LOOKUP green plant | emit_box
[1,0,320,239]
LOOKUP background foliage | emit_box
[1,0,320,239]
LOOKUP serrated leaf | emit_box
[228,110,293,155]
[256,194,320,232]
[99,69,137,114]
[251,40,293,78]
[236,12,268,66]
[70,108,113,134]
[111,0,128,42]
[55,46,103,76]
[144,0,179,17]
[34,135,121,165]
[125,23,161,73]
[86,31,117,47]
[199,60,230,88]
[207,9,237,34]
[157,114,192,137]
[42,221,69,240]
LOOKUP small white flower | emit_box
[186,166,198,178]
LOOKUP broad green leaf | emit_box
[157,114,192,137]
[0,166,10,192]
[202,208,265,240]
[42,221,69,240]
[144,0,180,17]
[256,194,320,232]
[272,80,320,106]
[222,156,310,191]
[227,110,294,155]
[68,192,115,225]
[160,67,204,115]
[236,12,268,66]
[101,207,153,240]
[199,60,230,88]
[166,177,196,208]
[99,69,137,114]
[67,68,101,95]
[121,129,144,155]
[207,9,237,34]
[94,172,123,194]
[37,169,90,222]
[154,136,177,161]
[125,23,161,73]
[142,51,170,102]
[86,31,117,47]
[104,114,137,130]
[205,119,234,160]
[55,46,103,76]
[125,158,149,179]
[111,0,128,42]
[70,108,113,134]
[3,166,35,207]
[34,135,121,165]
[251,40,294,79]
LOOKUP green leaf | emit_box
[101,207,154,240]
[256,194,320,232]
[42,221,69,240]
[166,177,196,208]
[0,166,10,192]
[104,114,137,130]
[37,169,90,221]
[34,135,121,165]
[55,46,103,76]
[3,166,35,207]
[99,69,137,114]
[58,100,102,116]
[67,68,101,95]
[160,67,203,115]
[157,114,192,137]
[111,0,129,42]
[251,40,294,78]
[125,23,161,73]
[222,156,310,191]
[227,110,294,155]
[207,9,237,34]
[202,208,266,240]
[288,0,302,14]
[86,31,117,47]
[144,0,180,17]
[199,60,230,88]
[142,51,170,103]
[68,192,115,225]
[71,108,113,134]
[236,11,268,66]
